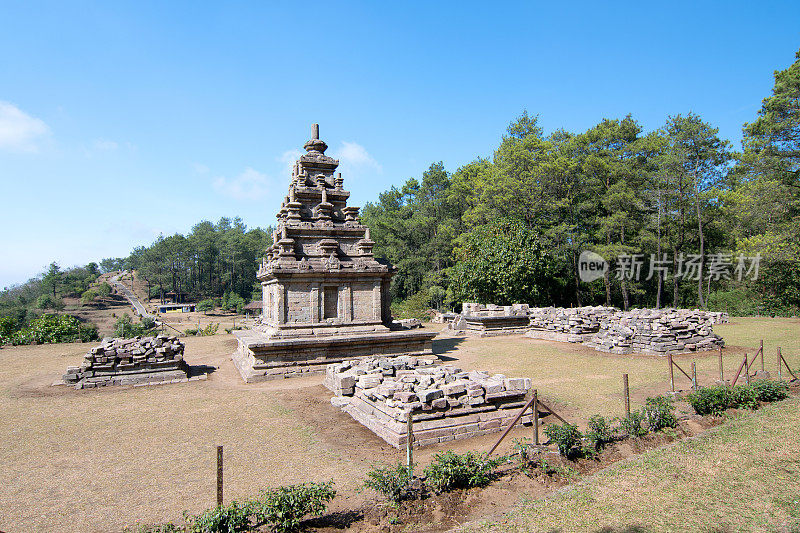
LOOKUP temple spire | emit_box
[312,123,319,140]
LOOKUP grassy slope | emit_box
[465,397,800,532]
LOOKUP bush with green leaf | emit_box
[423,450,502,493]
[189,500,251,533]
[364,463,414,503]
[585,414,616,451]
[81,289,98,304]
[197,299,215,313]
[543,423,583,458]
[250,482,336,533]
[729,384,759,410]
[685,385,732,416]
[619,410,648,438]
[9,314,97,345]
[96,282,113,298]
[751,379,790,402]
[114,314,156,338]
[643,395,677,432]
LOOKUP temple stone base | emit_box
[325,357,534,448]
[63,335,189,389]
[233,329,437,382]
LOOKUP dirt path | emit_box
[109,273,154,319]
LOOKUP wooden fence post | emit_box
[668,354,675,392]
[406,411,414,476]
[778,347,782,380]
[718,346,724,384]
[623,374,630,417]
[533,389,539,446]
[745,355,751,385]
[760,340,765,372]
[691,362,697,391]
[216,445,223,507]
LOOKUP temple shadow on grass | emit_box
[433,336,465,360]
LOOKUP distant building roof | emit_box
[244,300,263,310]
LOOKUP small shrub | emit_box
[586,414,616,450]
[543,423,583,458]
[423,450,502,493]
[751,380,789,402]
[197,299,215,313]
[512,437,535,469]
[81,289,98,304]
[250,482,336,533]
[115,314,155,338]
[96,282,113,298]
[729,384,759,410]
[189,501,251,533]
[686,386,731,416]
[619,410,647,438]
[364,463,414,503]
[643,395,677,432]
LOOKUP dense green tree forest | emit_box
[124,217,273,303]
[363,48,800,316]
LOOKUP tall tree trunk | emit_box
[673,245,680,307]
[573,248,583,307]
[693,165,706,309]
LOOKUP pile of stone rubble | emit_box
[445,303,532,336]
[63,335,189,389]
[585,308,726,355]
[526,306,617,343]
[325,356,533,447]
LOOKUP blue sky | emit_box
[1,1,799,288]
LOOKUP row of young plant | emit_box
[128,381,793,533]
[129,449,502,533]
[685,379,789,415]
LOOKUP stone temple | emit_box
[233,125,436,382]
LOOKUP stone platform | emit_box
[325,356,533,448]
[62,335,189,389]
[233,328,436,382]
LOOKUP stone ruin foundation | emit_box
[233,125,435,382]
[63,334,189,389]
[325,356,533,448]
[444,303,727,356]
[450,303,532,337]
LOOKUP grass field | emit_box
[465,396,800,532]
[0,316,797,531]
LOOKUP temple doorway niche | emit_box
[323,286,339,319]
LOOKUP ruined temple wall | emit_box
[325,356,533,447]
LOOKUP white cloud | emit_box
[278,149,303,175]
[332,141,381,176]
[92,139,118,151]
[212,166,276,201]
[0,101,50,152]
[193,163,210,174]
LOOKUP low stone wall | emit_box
[526,306,617,342]
[448,303,531,337]
[63,335,188,389]
[585,308,726,355]
[325,356,532,447]
[525,307,727,355]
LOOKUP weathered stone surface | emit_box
[234,125,436,381]
[63,335,188,389]
[326,356,533,448]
